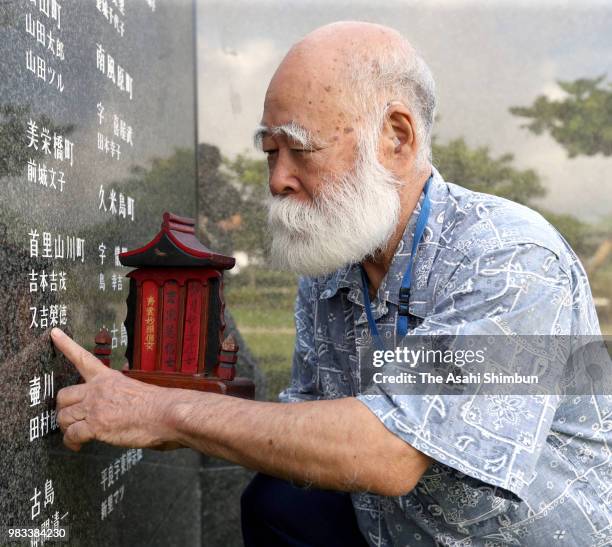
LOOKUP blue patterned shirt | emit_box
[280,167,612,546]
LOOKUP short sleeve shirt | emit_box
[280,168,612,546]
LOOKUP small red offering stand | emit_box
[95,212,254,399]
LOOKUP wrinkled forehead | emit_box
[261,55,359,137]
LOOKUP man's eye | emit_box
[263,149,278,156]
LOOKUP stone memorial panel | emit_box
[0,1,223,544]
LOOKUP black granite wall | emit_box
[0,1,254,545]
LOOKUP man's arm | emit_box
[171,389,430,496]
[52,328,430,497]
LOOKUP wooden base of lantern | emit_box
[94,329,255,399]
[121,369,255,399]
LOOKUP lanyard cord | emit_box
[360,178,432,349]
[360,265,385,352]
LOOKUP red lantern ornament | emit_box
[116,213,254,399]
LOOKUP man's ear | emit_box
[386,102,417,157]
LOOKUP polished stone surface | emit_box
[0,2,253,544]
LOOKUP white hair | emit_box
[253,121,325,151]
[346,42,436,168]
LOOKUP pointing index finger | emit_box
[51,328,107,382]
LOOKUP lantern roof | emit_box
[119,212,235,269]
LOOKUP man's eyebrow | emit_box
[253,121,325,151]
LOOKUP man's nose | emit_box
[268,153,301,197]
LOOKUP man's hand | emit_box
[51,328,181,452]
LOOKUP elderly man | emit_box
[52,22,610,547]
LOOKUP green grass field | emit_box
[225,271,298,401]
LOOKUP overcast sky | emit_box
[196,0,612,221]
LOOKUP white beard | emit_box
[267,147,401,277]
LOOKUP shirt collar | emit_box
[317,166,448,319]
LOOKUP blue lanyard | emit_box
[360,177,432,349]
